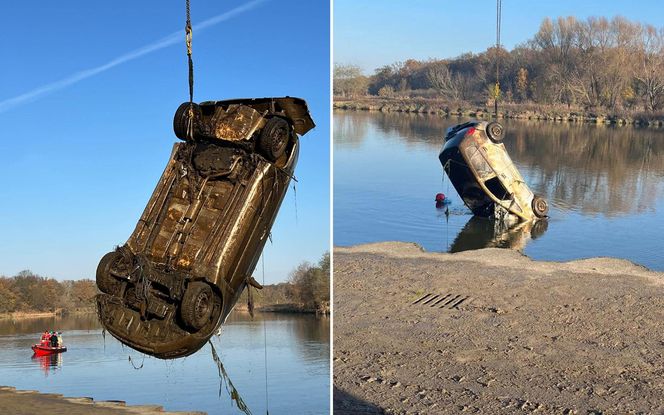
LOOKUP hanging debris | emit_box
[438,121,548,222]
[96,97,315,359]
[209,340,252,415]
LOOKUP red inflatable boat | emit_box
[31,344,67,356]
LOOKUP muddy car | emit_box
[96,97,314,359]
[438,121,548,222]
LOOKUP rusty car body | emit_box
[96,97,314,359]
[438,121,548,222]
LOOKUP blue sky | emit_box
[334,0,664,72]
[0,0,330,283]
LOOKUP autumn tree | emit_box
[516,68,529,100]
[288,253,330,312]
[0,271,96,314]
[349,15,664,114]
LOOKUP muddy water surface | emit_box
[0,312,329,414]
[334,111,664,270]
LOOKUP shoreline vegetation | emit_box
[237,252,331,315]
[0,252,330,319]
[335,15,664,127]
[334,97,664,126]
[0,309,95,320]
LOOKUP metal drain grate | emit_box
[412,293,471,309]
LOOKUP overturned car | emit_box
[438,121,548,222]
[96,97,314,359]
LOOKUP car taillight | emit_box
[465,127,476,136]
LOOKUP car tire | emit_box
[180,281,214,331]
[96,251,123,296]
[486,122,504,143]
[258,117,290,161]
[173,102,201,141]
[532,195,549,218]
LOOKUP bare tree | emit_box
[426,62,461,100]
[636,25,664,111]
[334,64,369,98]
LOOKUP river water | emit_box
[0,312,329,414]
[334,111,664,270]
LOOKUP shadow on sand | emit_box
[333,386,385,414]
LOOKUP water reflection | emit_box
[505,122,664,216]
[31,353,62,377]
[334,111,664,217]
[0,313,100,335]
[450,216,548,252]
[225,311,330,365]
[0,313,329,414]
[334,111,664,270]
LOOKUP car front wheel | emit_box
[532,195,549,218]
[486,121,504,143]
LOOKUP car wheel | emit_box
[258,117,290,161]
[96,251,123,296]
[173,102,201,141]
[486,122,504,143]
[180,281,214,331]
[532,195,549,218]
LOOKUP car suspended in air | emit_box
[96,97,314,359]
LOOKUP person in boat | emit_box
[50,332,58,348]
[56,332,63,347]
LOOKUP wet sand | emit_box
[333,242,664,414]
[0,386,205,415]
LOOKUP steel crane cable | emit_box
[494,0,502,117]
[185,0,195,140]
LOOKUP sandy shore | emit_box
[333,242,664,414]
[0,386,205,415]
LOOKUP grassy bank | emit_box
[334,96,664,127]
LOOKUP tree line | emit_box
[0,271,97,314]
[240,252,330,313]
[335,16,664,113]
[1,252,330,315]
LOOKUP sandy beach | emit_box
[333,242,664,414]
[0,386,205,415]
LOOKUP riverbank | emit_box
[334,97,664,126]
[0,309,95,320]
[333,242,664,414]
[234,303,331,315]
[0,386,204,415]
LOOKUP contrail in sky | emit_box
[0,0,266,114]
